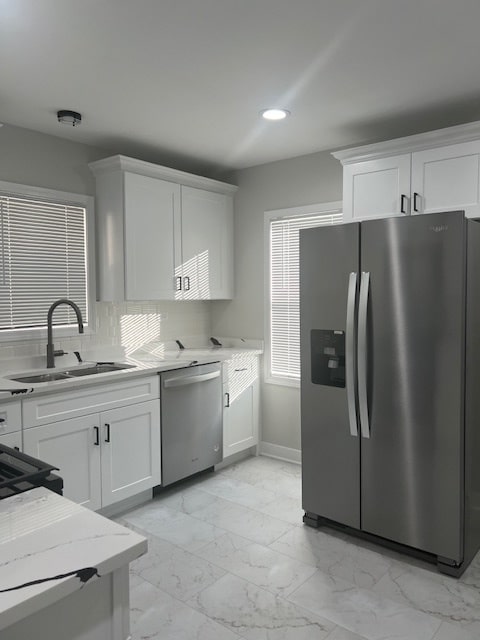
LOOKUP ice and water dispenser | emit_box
[310,329,345,388]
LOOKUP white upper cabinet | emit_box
[342,154,411,220]
[333,122,480,222]
[89,155,237,301]
[124,172,180,300]
[410,140,480,217]
[181,186,233,299]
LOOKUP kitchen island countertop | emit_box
[0,487,147,635]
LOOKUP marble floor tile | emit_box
[190,495,295,546]
[255,494,304,526]
[131,534,226,601]
[152,485,219,515]
[130,578,242,639]
[288,569,441,640]
[253,471,303,501]
[459,549,480,589]
[270,525,391,589]
[122,503,225,551]
[432,621,480,640]
[194,473,279,509]
[324,627,369,640]
[186,572,336,640]
[220,457,301,487]
[195,531,317,597]
[372,559,480,636]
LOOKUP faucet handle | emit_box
[73,351,83,363]
[53,349,68,357]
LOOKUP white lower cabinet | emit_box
[223,358,259,458]
[100,400,160,507]
[23,378,161,510]
[23,414,102,509]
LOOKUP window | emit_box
[265,202,342,385]
[0,181,95,340]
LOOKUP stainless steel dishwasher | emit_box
[160,362,222,486]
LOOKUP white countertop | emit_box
[0,341,263,401]
[0,487,147,631]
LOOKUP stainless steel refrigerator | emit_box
[300,210,480,576]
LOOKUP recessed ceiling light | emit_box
[261,108,290,121]
[57,110,82,126]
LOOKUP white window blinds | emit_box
[270,211,342,380]
[0,194,88,331]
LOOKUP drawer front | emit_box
[223,357,258,405]
[0,400,22,436]
[23,375,160,427]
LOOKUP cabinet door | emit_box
[224,380,259,457]
[23,417,102,510]
[343,155,411,221]
[124,172,181,300]
[411,141,480,218]
[100,400,161,507]
[223,359,259,458]
[180,186,233,299]
[0,431,22,450]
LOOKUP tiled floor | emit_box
[116,455,480,640]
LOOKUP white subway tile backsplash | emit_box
[0,301,212,363]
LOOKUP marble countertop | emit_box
[0,340,263,402]
[0,487,147,632]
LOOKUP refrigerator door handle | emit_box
[346,272,358,436]
[358,271,370,438]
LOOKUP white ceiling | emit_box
[2,0,480,173]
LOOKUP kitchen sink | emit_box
[11,372,73,384]
[65,363,135,376]
[8,363,135,384]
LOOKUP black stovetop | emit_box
[0,444,62,499]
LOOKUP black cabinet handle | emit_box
[234,368,248,372]
[94,426,100,446]
[413,192,420,212]
[400,194,408,214]
[105,423,111,443]
[224,392,230,408]
[184,276,190,291]
[175,276,182,291]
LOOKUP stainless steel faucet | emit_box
[46,299,84,368]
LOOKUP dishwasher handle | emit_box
[163,370,220,388]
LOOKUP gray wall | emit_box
[211,151,343,451]
[0,124,108,194]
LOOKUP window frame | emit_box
[0,180,96,342]
[264,201,342,387]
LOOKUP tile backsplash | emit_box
[0,300,212,361]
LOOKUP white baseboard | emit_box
[260,441,301,464]
[216,446,258,470]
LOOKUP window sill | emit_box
[264,375,300,389]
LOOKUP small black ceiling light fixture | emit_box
[57,110,82,126]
